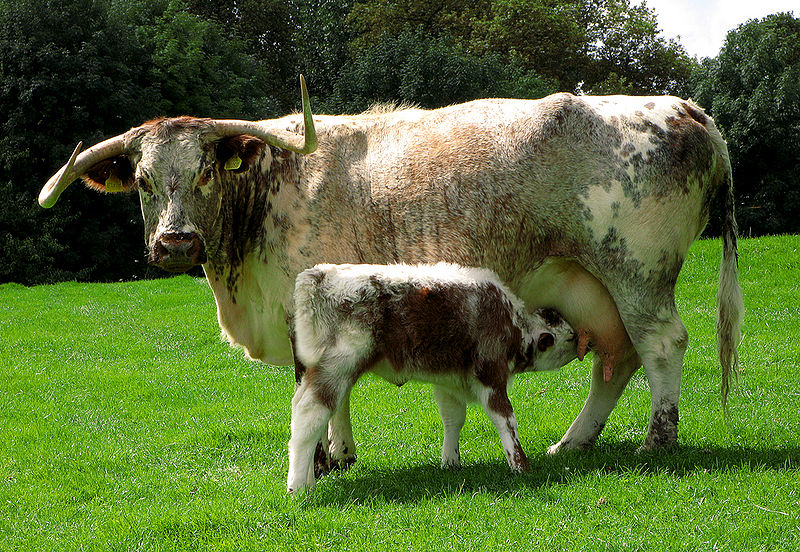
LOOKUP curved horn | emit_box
[39,134,127,207]
[213,75,317,154]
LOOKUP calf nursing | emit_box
[288,263,578,492]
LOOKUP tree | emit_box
[347,0,491,50]
[185,0,298,114]
[583,0,695,96]
[293,0,357,107]
[344,0,696,95]
[327,26,554,113]
[692,13,800,236]
[0,0,156,284]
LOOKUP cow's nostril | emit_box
[160,232,194,246]
[150,232,206,271]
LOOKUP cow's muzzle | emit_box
[149,232,207,272]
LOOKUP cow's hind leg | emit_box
[548,351,640,454]
[628,305,688,451]
[474,382,529,472]
[433,385,467,468]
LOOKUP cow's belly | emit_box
[516,258,633,377]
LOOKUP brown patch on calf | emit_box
[487,385,514,418]
[381,284,477,374]
[508,424,530,472]
[306,368,337,411]
[477,284,523,355]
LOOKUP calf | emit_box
[288,262,578,492]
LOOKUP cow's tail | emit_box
[716,165,744,410]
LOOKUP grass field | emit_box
[1,235,798,551]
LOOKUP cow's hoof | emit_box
[547,439,593,455]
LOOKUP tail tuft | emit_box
[716,172,744,410]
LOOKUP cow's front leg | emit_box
[433,385,467,468]
[327,388,357,471]
[548,351,640,454]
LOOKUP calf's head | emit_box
[520,307,579,372]
[38,76,317,273]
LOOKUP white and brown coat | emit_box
[288,262,578,492]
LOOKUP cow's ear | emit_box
[218,135,266,173]
[81,156,136,194]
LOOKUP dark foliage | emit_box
[0,0,291,284]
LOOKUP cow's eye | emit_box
[136,177,152,194]
[198,167,214,186]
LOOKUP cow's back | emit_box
[296,94,727,283]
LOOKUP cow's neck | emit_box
[202,148,303,365]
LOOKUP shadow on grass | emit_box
[304,442,800,506]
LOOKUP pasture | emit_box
[1,235,798,551]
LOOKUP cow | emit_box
[288,262,579,492]
[39,76,743,470]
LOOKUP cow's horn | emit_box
[39,135,127,207]
[213,75,317,155]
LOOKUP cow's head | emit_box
[39,76,317,273]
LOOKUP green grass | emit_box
[1,236,799,551]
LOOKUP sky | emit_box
[635,0,798,58]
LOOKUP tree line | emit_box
[1,0,798,284]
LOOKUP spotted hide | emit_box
[288,262,578,492]
[40,81,743,467]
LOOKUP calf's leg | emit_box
[287,377,334,493]
[290,331,333,477]
[328,388,357,470]
[473,381,530,472]
[433,386,467,468]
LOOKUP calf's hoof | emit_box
[329,455,357,472]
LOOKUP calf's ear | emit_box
[537,332,555,352]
